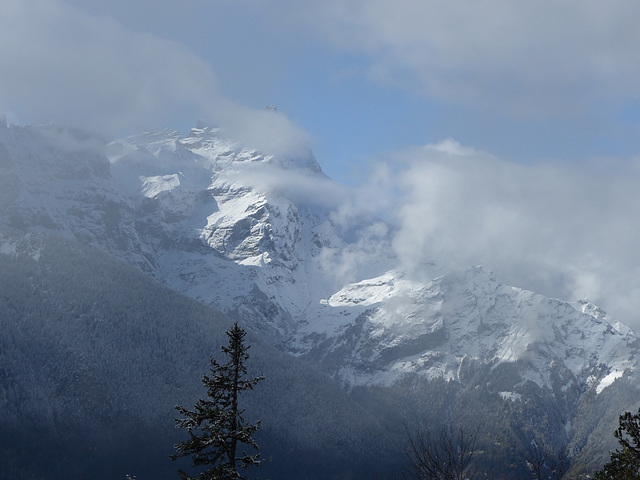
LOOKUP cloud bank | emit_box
[0,0,221,133]
[264,0,640,119]
[381,140,640,327]
[0,0,310,156]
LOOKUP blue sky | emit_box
[3,0,640,325]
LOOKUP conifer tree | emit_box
[594,408,640,480]
[171,323,264,480]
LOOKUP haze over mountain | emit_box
[4,0,640,330]
[1,121,639,478]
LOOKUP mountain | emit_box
[308,266,640,473]
[0,228,397,479]
[105,124,395,342]
[294,266,636,390]
[0,121,638,477]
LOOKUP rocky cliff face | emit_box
[0,125,150,268]
[103,124,396,342]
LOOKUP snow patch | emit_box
[596,369,624,394]
[140,173,181,198]
[499,391,522,402]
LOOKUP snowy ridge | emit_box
[294,266,637,394]
[1,122,637,398]
[103,125,392,341]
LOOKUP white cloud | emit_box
[225,162,346,208]
[213,104,313,158]
[0,0,223,134]
[0,0,312,156]
[297,0,640,118]
[382,140,640,327]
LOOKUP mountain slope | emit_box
[0,125,152,269]
[106,124,394,341]
[292,266,639,474]
[1,121,638,476]
[0,227,398,479]
[294,267,637,392]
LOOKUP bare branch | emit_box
[403,424,479,480]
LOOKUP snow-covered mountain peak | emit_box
[573,298,613,323]
[180,125,243,167]
[432,264,504,300]
[293,265,638,393]
[83,123,370,339]
[326,270,406,307]
[108,129,198,168]
[181,123,322,175]
[5,122,640,473]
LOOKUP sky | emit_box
[2,0,640,326]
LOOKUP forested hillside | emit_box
[0,228,398,479]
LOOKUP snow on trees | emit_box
[171,322,264,480]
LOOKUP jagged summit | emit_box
[182,122,323,174]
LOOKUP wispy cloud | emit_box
[0,0,220,133]
[224,162,345,208]
[214,104,313,158]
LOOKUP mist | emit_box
[3,0,640,329]
[0,0,312,157]
[364,140,640,328]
